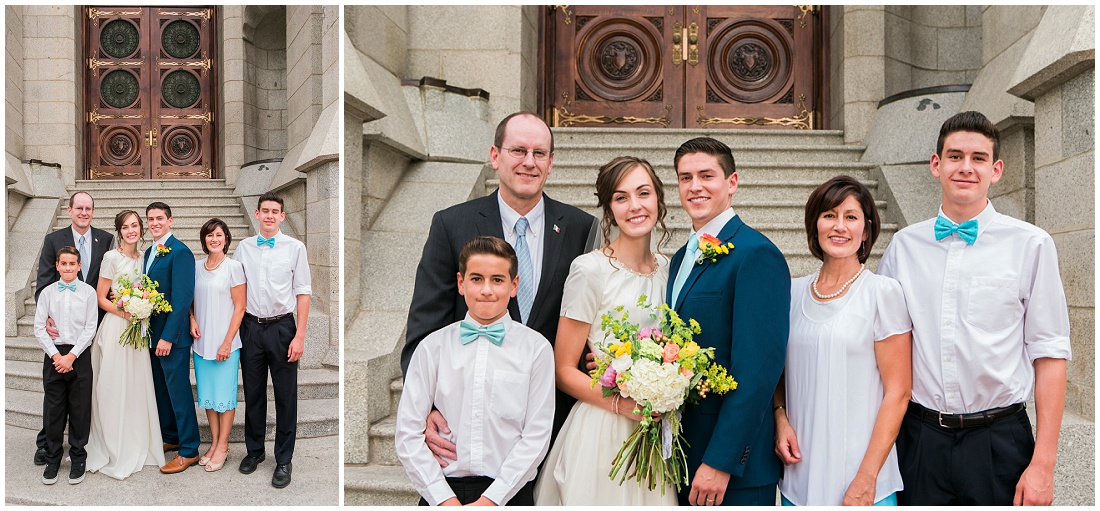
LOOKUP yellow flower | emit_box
[148,291,158,298]
[679,341,700,359]
[609,343,620,353]
[614,341,632,358]
[120,289,131,296]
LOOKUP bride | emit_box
[535,156,678,505]
[85,210,165,478]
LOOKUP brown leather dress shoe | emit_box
[160,454,199,474]
[163,443,180,452]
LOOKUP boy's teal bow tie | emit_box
[934,215,978,244]
[459,320,505,346]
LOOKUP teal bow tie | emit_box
[459,320,506,346]
[57,281,77,292]
[934,215,979,244]
[257,235,275,248]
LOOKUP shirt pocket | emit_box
[964,276,1022,331]
[266,256,293,288]
[489,370,530,422]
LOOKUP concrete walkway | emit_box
[5,425,339,506]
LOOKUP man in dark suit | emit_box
[32,191,113,465]
[666,138,790,506]
[402,112,597,465]
[142,202,200,474]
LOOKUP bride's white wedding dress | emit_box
[534,250,678,505]
[85,249,165,479]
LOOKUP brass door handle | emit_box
[687,22,699,66]
[672,22,683,65]
[145,128,157,148]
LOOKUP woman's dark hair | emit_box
[804,176,880,264]
[199,218,232,255]
[113,210,144,248]
[594,156,669,253]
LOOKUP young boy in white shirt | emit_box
[395,236,555,506]
[878,111,1071,505]
[33,246,98,485]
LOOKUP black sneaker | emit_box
[42,463,59,485]
[68,461,86,484]
[271,462,292,488]
[238,453,265,474]
[34,447,47,466]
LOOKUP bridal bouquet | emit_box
[114,273,172,349]
[591,296,737,494]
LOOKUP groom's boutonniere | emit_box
[155,244,171,257]
[695,234,734,265]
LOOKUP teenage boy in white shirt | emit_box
[395,236,554,506]
[878,111,1071,506]
[232,192,311,489]
[34,246,98,485]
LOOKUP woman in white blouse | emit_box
[189,218,246,472]
[772,176,913,506]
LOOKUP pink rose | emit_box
[662,343,680,364]
[599,366,617,388]
[680,367,694,378]
[142,291,150,299]
[638,327,659,340]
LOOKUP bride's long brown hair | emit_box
[594,156,670,256]
[113,210,144,249]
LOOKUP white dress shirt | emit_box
[146,232,174,274]
[71,226,93,282]
[395,314,555,505]
[877,202,1071,413]
[232,231,312,318]
[689,207,737,240]
[34,278,98,358]
[498,194,544,293]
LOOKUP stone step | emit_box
[390,377,403,415]
[344,465,419,506]
[545,162,877,183]
[4,357,338,401]
[368,415,399,466]
[5,388,338,442]
[72,178,234,191]
[55,207,246,223]
[552,144,865,165]
[552,127,848,147]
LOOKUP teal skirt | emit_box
[194,350,239,412]
[782,493,897,506]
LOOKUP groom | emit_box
[144,202,200,473]
[667,138,790,506]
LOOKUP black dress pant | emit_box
[418,477,535,506]
[240,314,298,464]
[896,403,1034,505]
[42,344,92,465]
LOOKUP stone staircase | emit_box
[7,179,338,444]
[345,127,896,504]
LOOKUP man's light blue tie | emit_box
[145,246,154,274]
[57,281,77,292]
[934,215,979,244]
[670,233,699,309]
[515,217,534,324]
[459,320,506,346]
[78,236,89,282]
[257,235,276,248]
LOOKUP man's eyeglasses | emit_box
[501,146,552,161]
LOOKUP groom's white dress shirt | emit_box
[395,313,555,505]
[878,202,1071,414]
[233,231,311,318]
[146,232,173,274]
[34,278,98,358]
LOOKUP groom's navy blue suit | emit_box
[144,234,200,458]
[668,213,790,505]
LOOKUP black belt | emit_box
[908,401,1025,429]
[245,312,292,324]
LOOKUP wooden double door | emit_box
[547,6,821,129]
[84,6,217,179]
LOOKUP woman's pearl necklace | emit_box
[811,263,865,300]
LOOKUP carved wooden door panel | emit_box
[551,6,683,128]
[689,6,815,129]
[85,6,216,179]
[547,6,819,129]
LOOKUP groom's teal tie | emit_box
[670,233,699,309]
